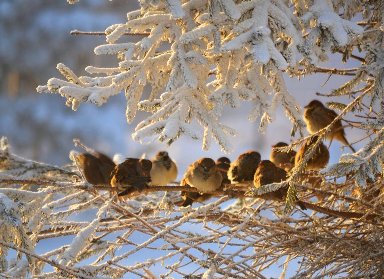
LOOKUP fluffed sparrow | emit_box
[295,136,330,171]
[110,158,152,196]
[216,157,231,185]
[270,142,296,171]
[176,158,222,206]
[254,160,306,209]
[304,100,355,152]
[72,151,115,185]
[150,151,178,186]
[228,151,261,183]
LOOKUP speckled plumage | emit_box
[270,142,296,171]
[177,158,222,207]
[216,157,231,185]
[111,158,152,196]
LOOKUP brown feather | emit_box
[111,158,152,196]
[295,136,330,171]
[76,152,115,185]
[304,100,355,152]
[228,151,261,183]
[253,160,287,202]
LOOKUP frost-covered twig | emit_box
[37,0,364,151]
[70,30,150,36]
[0,241,94,279]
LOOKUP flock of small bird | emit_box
[71,100,355,206]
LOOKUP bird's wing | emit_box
[94,152,115,167]
[325,107,338,119]
[78,154,105,185]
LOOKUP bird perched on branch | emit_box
[176,158,222,207]
[270,142,296,171]
[110,158,152,196]
[183,158,222,193]
[295,136,330,171]
[216,157,231,185]
[70,151,115,185]
[150,151,177,186]
[228,151,261,183]
[254,160,287,199]
[303,100,355,152]
[254,160,306,210]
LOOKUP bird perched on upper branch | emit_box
[150,151,177,186]
[228,151,261,183]
[270,142,296,171]
[70,151,115,185]
[303,100,356,152]
[110,158,152,197]
[176,158,222,207]
[295,136,330,171]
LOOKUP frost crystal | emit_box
[38,0,365,151]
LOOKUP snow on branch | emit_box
[322,128,384,188]
[1,137,384,277]
[300,0,363,63]
[37,0,364,151]
[0,193,34,272]
[134,86,236,152]
[59,200,111,266]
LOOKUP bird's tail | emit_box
[296,200,307,210]
[337,133,356,153]
[175,197,194,207]
[175,191,194,207]
[118,187,135,197]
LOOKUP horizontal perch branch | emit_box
[1,178,380,225]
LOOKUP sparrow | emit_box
[150,151,178,186]
[71,151,115,185]
[303,100,355,152]
[216,157,231,185]
[176,158,222,206]
[295,136,330,171]
[254,160,306,209]
[183,158,223,193]
[110,158,152,196]
[228,151,261,183]
[270,142,296,171]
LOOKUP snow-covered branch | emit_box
[37,0,368,152]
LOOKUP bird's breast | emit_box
[150,162,177,185]
[188,172,222,193]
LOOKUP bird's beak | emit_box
[304,105,309,108]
